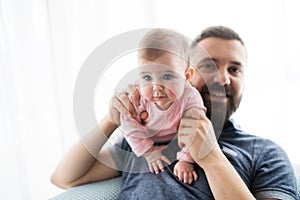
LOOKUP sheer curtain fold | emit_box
[0,0,67,199]
[0,1,32,199]
[1,0,155,199]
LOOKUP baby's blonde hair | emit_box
[138,28,190,65]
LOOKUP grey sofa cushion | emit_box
[50,177,122,200]
[51,175,300,199]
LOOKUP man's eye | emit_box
[163,74,173,80]
[198,62,217,73]
[204,64,213,68]
[229,66,242,75]
[143,75,152,81]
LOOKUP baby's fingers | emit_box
[156,159,165,172]
[152,162,160,174]
[148,162,154,173]
[183,172,196,185]
[174,168,178,177]
[183,172,191,184]
[192,170,198,181]
[161,155,171,165]
[177,171,184,181]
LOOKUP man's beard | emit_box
[200,84,242,137]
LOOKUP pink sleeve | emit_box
[183,84,206,114]
[177,147,194,163]
[176,84,206,163]
[120,102,153,157]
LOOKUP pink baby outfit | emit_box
[120,82,206,163]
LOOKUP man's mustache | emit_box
[201,84,232,97]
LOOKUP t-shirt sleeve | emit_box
[108,136,151,174]
[252,139,298,200]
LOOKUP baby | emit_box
[120,28,206,184]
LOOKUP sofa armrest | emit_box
[50,177,122,200]
[50,174,300,199]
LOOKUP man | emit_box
[51,26,298,199]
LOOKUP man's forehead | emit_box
[197,38,247,65]
[200,56,244,67]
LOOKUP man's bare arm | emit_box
[50,115,119,189]
[178,112,256,200]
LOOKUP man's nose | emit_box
[213,69,230,85]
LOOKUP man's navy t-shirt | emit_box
[109,119,298,199]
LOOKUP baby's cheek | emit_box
[140,87,153,101]
[168,86,184,99]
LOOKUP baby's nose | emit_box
[152,83,163,91]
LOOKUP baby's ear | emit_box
[185,67,195,80]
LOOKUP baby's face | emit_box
[138,53,187,110]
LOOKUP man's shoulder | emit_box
[222,119,279,146]
[220,122,285,158]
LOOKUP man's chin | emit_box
[207,95,228,104]
[205,101,229,135]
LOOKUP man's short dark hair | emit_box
[192,26,244,47]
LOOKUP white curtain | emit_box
[1,0,299,199]
[0,0,63,199]
[0,0,156,199]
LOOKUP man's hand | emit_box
[108,84,140,125]
[144,147,171,174]
[178,111,218,164]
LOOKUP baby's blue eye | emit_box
[143,75,152,81]
[163,74,173,80]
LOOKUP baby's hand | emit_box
[144,148,171,174]
[174,161,198,185]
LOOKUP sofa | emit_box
[50,177,122,200]
[51,167,300,199]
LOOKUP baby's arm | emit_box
[174,107,203,184]
[121,116,171,173]
[120,116,153,157]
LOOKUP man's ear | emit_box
[185,67,195,80]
